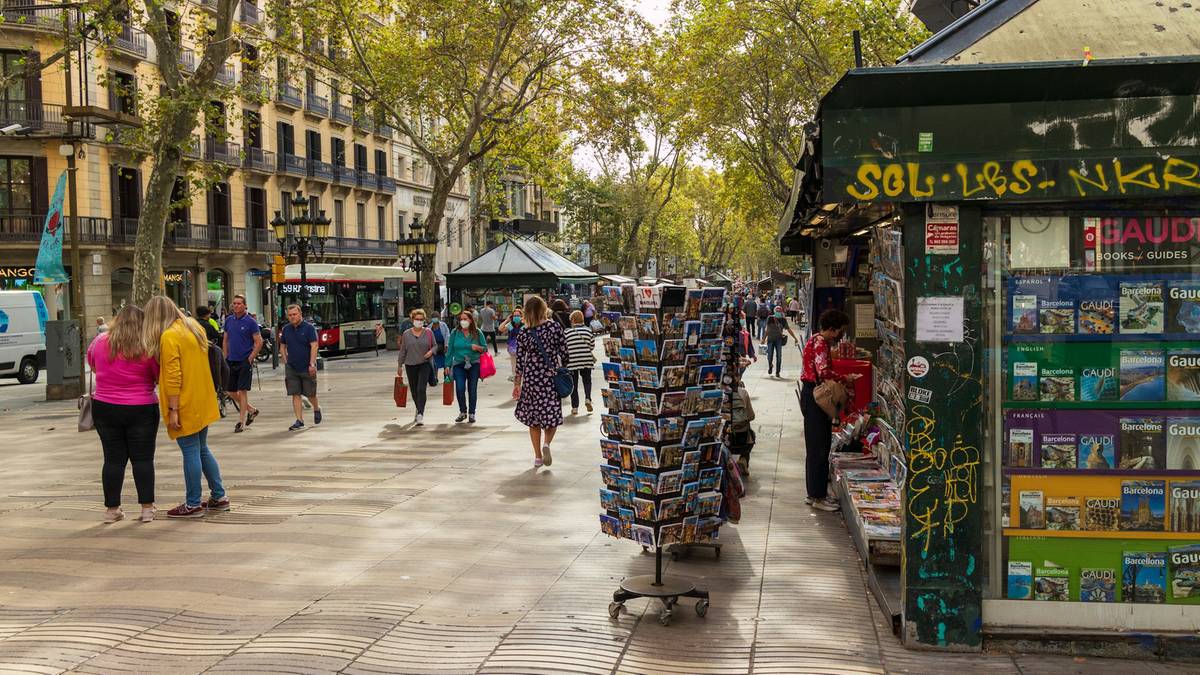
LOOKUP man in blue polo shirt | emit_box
[279,303,322,431]
[223,294,263,432]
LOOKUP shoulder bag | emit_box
[531,324,573,398]
[78,369,94,432]
[813,377,848,419]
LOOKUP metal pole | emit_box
[414,256,422,309]
[852,30,863,68]
[63,11,84,388]
[298,243,309,316]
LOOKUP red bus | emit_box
[279,263,415,352]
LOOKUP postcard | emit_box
[659,391,686,416]
[661,339,686,365]
[635,339,659,364]
[637,314,660,339]
[632,445,659,469]
[699,364,724,386]
[657,470,683,494]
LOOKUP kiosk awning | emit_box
[445,238,599,290]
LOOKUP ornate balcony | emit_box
[376,175,396,194]
[280,153,307,176]
[0,100,71,136]
[179,49,196,73]
[304,91,328,118]
[0,0,66,32]
[331,102,352,126]
[239,0,260,24]
[204,139,241,165]
[111,24,148,58]
[216,62,236,85]
[276,82,302,109]
[244,147,275,173]
[332,164,354,185]
[306,159,334,181]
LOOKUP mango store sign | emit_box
[831,154,1200,203]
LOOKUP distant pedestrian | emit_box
[279,304,322,431]
[800,309,858,512]
[788,297,801,321]
[730,383,756,477]
[428,314,449,384]
[195,306,221,344]
[565,310,595,415]
[744,295,758,337]
[397,308,436,426]
[449,310,488,423]
[95,316,109,335]
[479,301,499,354]
[143,296,227,519]
[500,308,524,382]
[222,294,263,433]
[764,307,799,378]
[88,305,158,523]
[514,296,569,468]
[550,298,572,329]
[755,302,770,341]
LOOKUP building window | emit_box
[356,202,365,239]
[377,205,386,240]
[280,190,291,219]
[458,220,464,251]
[109,70,136,115]
[334,199,345,238]
[244,109,262,149]
[0,157,33,215]
[374,149,387,176]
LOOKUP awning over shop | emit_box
[444,238,599,290]
[779,56,1200,252]
[599,274,635,285]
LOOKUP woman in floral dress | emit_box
[514,295,569,469]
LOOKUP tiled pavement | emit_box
[0,348,1193,674]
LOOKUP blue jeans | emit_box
[453,363,480,414]
[176,427,225,508]
[766,338,783,375]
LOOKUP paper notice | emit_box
[916,296,965,343]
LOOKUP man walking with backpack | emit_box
[279,304,322,431]
[755,300,770,341]
[222,294,263,433]
[744,295,758,339]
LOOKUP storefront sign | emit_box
[1091,216,1200,268]
[916,296,965,343]
[163,272,186,283]
[925,205,959,255]
[906,356,929,378]
[0,266,38,280]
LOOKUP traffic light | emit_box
[271,255,286,283]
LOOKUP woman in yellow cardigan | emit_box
[143,296,227,518]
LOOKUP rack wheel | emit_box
[608,602,623,619]
[658,608,673,626]
[695,599,709,617]
[715,546,722,559]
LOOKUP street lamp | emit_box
[272,194,332,316]
[395,216,438,308]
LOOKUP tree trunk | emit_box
[132,108,199,304]
[424,170,459,311]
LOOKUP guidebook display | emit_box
[830,413,905,546]
[1000,215,1200,604]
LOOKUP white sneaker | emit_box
[542,445,553,467]
[415,414,424,426]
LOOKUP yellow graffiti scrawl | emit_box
[905,405,980,554]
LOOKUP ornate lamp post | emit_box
[396,216,438,309]
[272,195,332,316]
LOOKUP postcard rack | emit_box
[597,283,731,625]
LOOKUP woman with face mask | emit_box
[396,308,436,426]
[763,306,799,378]
[500,308,524,382]
[799,309,859,512]
[448,311,488,423]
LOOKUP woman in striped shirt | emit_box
[565,310,596,415]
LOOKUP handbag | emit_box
[479,351,496,379]
[77,370,94,432]
[813,378,849,419]
[393,376,408,408]
[443,377,454,405]
[530,325,573,398]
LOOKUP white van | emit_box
[0,290,48,384]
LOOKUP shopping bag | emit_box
[443,379,454,406]
[813,379,848,419]
[479,352,496,379]
[77,370,94,432]
[393,377,408,408]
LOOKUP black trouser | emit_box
[800,381,832,500]
[570,368,593,409]
[405,363,431,414]
[746,316,757,336]
[93,399,159,508]
[484,331,498,353]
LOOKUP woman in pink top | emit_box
[87,305,160,523]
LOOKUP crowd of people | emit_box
[88,281,842,520]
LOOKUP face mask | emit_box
[460,320,470,329]
[512,317,522,325]
[412,320,423,328]
[775,313,784,319]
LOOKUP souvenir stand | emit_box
[597,283,735,625]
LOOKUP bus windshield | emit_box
[278,281,381,328]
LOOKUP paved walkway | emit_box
[0,346,1191,674]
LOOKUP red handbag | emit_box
[394,377,408,408]
[442,377,454,406]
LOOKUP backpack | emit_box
[207,342,230,394]
[756,305,770,319]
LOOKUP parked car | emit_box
[0,290,48,384]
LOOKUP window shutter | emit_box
[244,185,252,229]
[30,156,48,216]
[276,121,285,157]
[109,165,121,226]
[24,51,41,101]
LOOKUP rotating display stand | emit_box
[596,284,736,625]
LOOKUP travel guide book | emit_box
[1167,419,1200,471]
[1013,294,1039,333]
[1078,294,1116,335]
[1039,302,1076,334]
[1007,561,1032,600]
[1012,362,1039,401]
[1034,566,1070,601]
[1166,280,1200,335]
[1045,495,1081,530]
[1080,568,1117,602]
[1119,349,1165,401]
[1169,479,1200,532]
[1119,281,1165,334]
[1040,434,1077,469]
[1084,497,1120,531]
[1168,543,1200,601]
[1119,417,1166,470]
[1166,348,1200,401]
[1080,366,1119,402]
[1008,428,1034,468]
[1122,551,1167,604]
[1039,368,1075,402]
[1078,434,1116,469]
[1019,490,1045,529]
[1120,479,1166,531]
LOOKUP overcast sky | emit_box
[634,0,673,27]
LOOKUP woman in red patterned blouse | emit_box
[799,309,859,511]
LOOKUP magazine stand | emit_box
[597,284,730,625]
